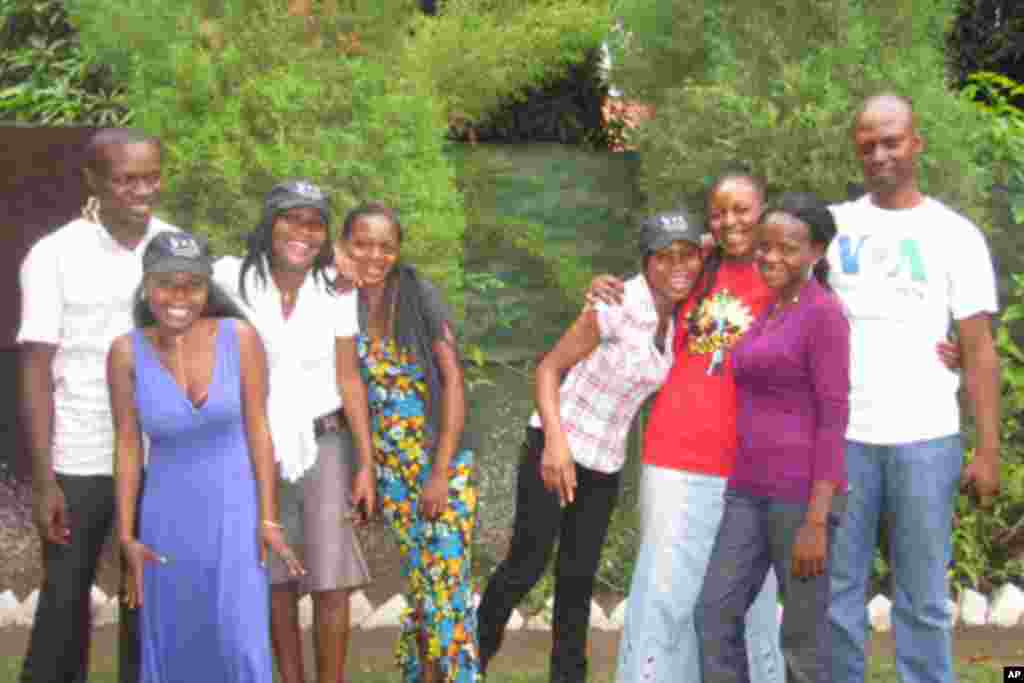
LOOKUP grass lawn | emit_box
[0,655,1006,683]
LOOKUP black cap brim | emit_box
[145,257,213,278]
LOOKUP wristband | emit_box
[262,519,284,529]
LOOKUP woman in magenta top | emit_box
[695,192,850,683]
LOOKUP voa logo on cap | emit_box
[293,181,325,201]
[167,235,201,258]
[660,214,689,232]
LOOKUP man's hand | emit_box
[962,449,1000,508]
[33,479,69,545]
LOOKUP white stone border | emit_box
[1,586,1021,630]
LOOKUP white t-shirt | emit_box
[213,256,358,482]
[17,217,178,476]
[827,195,998,444]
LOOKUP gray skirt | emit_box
[268,428,372,593]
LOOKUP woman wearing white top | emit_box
[212,181,375,683]
[475,211,707,682]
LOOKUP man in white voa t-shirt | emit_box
[826,95,1001,683]
[17,129,175,683]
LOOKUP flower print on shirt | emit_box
[687,289,754,375]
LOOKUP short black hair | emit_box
[85,128,162,175]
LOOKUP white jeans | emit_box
[616,465,784,683]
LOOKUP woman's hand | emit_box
[791,521,828,579]
[584,275,625,308]
[540,439,577,507]
[122,538,163,609]
[332,241,363,291]
[351,464,376,525]
[260,525,305,577]
[420,471,449,521]
[936,340,961,371]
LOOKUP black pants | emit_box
[477,427,620,683]
[20,473,140,683]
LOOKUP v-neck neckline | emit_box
[140,319,223,413]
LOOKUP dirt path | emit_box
[2,623,1024,677]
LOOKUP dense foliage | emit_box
[403,0,613,144]
[63,0,465,307]
[615,1,994,227]
[0,0,130,124]
[949,0,1024,88]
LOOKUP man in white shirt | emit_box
[17,128,175,683]
[827,95,1001,683]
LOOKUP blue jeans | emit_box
[828,436,961,683]
[616,466,783,683]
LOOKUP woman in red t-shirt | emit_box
[588,174,784,683]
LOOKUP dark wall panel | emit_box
[0,127,97,476]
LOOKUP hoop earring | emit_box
[82,196,101,224]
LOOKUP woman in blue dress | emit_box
[108,231,305,683]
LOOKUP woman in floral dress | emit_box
[336,202,479,683]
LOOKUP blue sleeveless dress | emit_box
[132,319,273,683]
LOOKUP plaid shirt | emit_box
[530,275,674,473]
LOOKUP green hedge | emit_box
[0,0,130,124]
[616,1,995,229]
[402,0,611,126]
[65,0,465,309]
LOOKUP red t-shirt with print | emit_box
[643,259,773,476]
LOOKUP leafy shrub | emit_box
[66,0,465,307]
[615,0,995,228]
[952,272,1024,592]
[0,0,130,124]
[402,0,612,130]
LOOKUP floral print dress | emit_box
[357,334,480,683]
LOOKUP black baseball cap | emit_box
[264,179,331,225]
[142,231,213,277]
[639,209,705,254]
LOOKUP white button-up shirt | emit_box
[17,217,178,476]
[213,256,358,482]
[530,274,675,473]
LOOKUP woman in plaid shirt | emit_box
[476,210,707,683]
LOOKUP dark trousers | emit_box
[695,490,844,683]
[20,473,139,683]
[477,427,620,683]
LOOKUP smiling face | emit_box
[755,211,824,299]
[86,141,162,232]
[342,213,401,288]
[144,271,209,332]
[270,206,328,274]
[707,177,763,260]
[853,102,922,199]
[644,240,704,304]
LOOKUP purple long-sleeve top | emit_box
[728,278,850,503]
